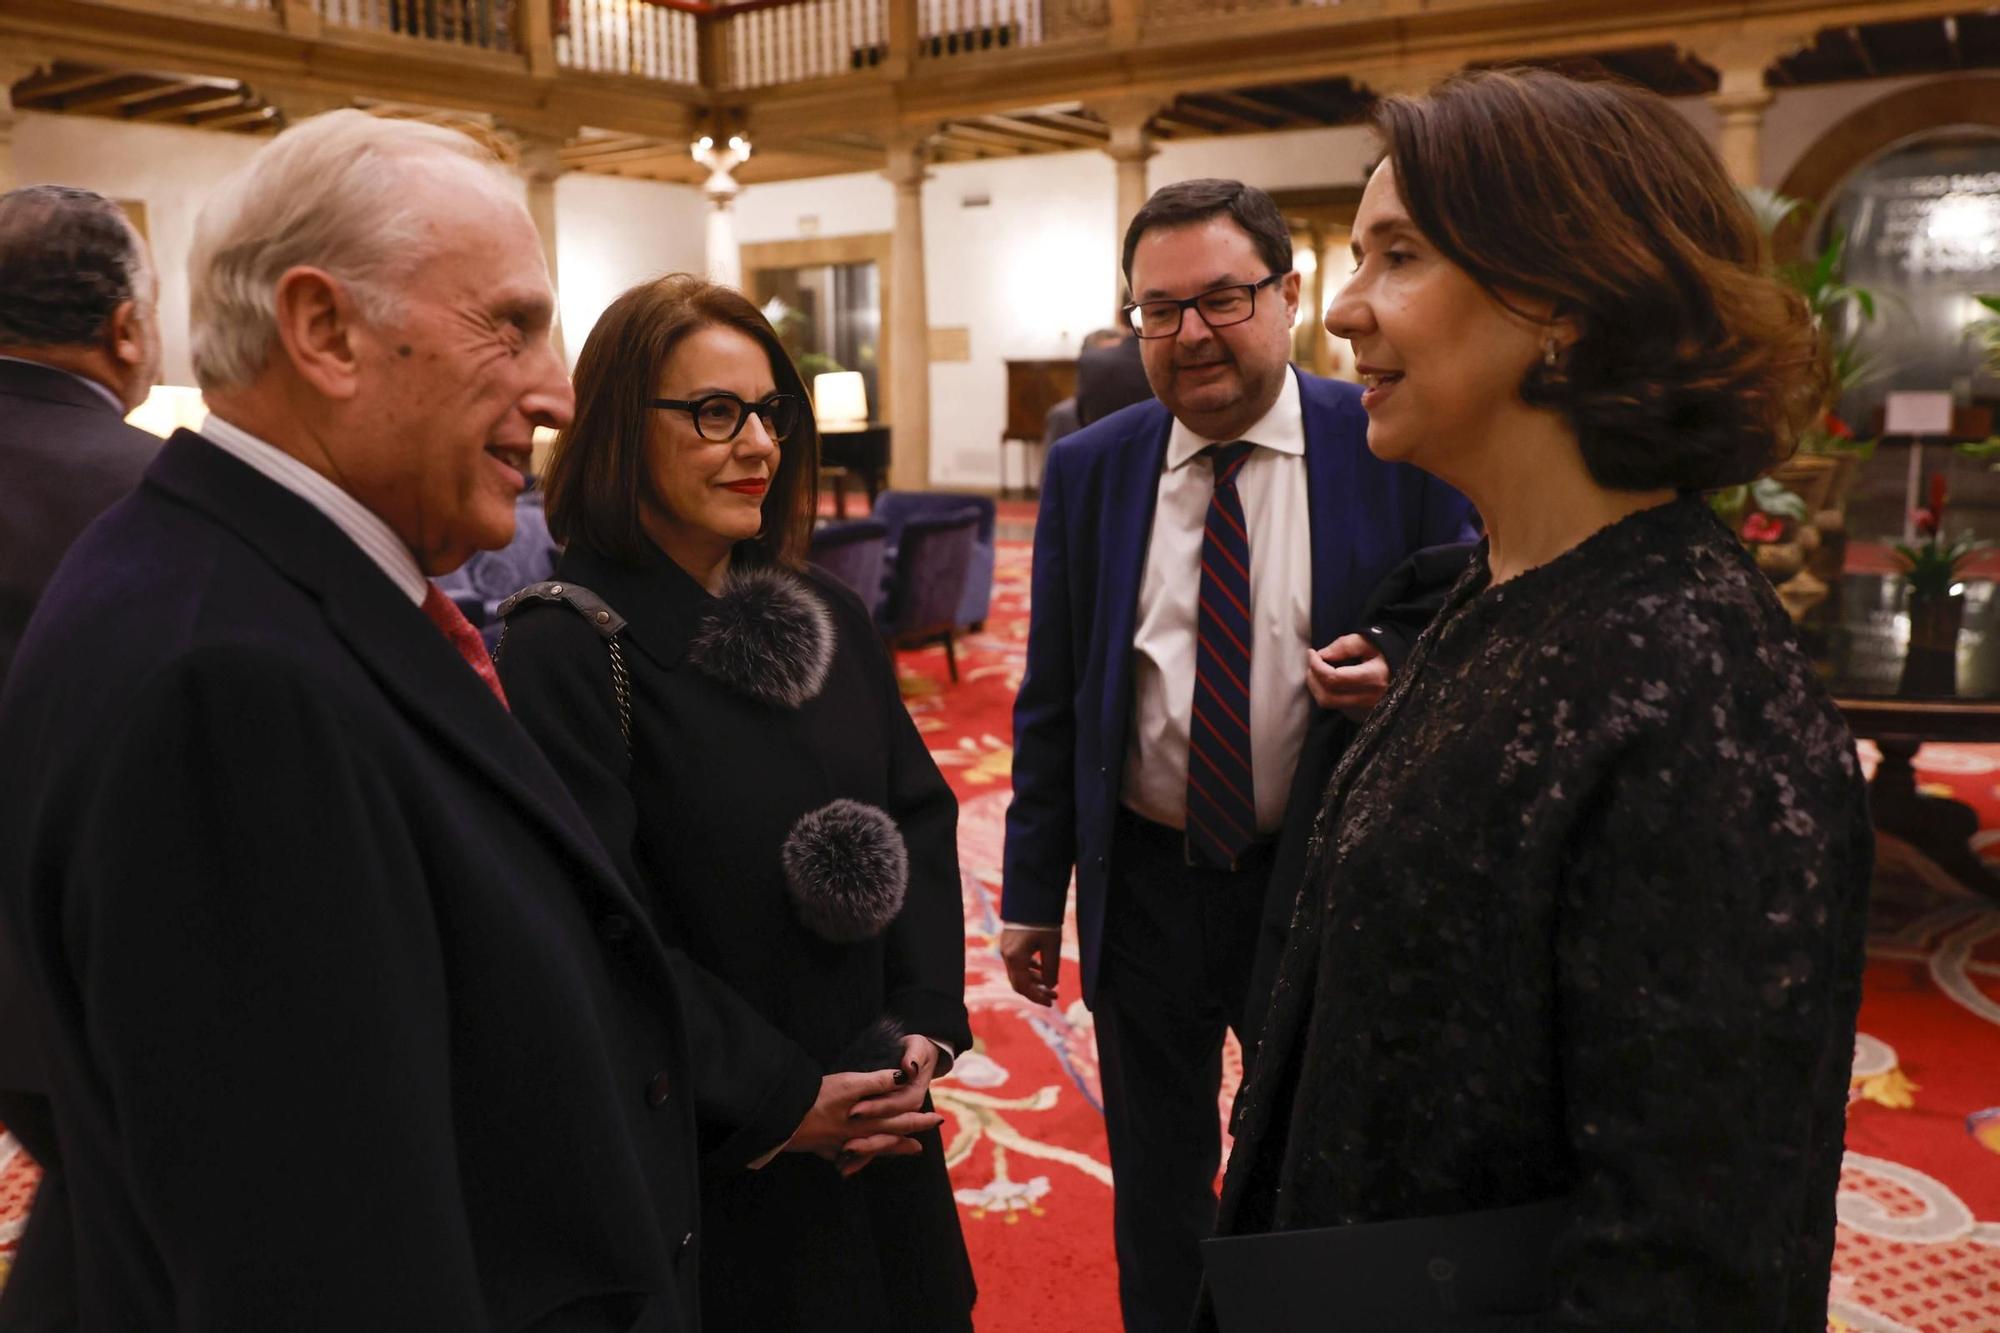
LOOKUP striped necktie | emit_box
[1186,441,1256,868]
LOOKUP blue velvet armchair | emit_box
[872,490,996,630]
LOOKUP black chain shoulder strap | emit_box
[495,580,633,754]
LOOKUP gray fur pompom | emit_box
[687,566,833,709]
[781,799,909,943]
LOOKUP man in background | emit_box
[0,183,163,1331]
[0,185,162,687]
[1074,323,1152,427]
[1000,178,1475,1331]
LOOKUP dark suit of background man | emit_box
[999,179,1476,1333]
[0,111,937,1330]
[1074,325,1153,428]
[0,184,164,1332]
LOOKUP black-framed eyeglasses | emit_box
[1122,273,1284,339]
[651,392,805,443]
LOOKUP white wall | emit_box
[733,169,894,243]
[737,150,1120,486]
[555,171,707,359]
[1761,74,1940,192]
[1150,122,1378,196]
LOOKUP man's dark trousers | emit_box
[1095,807,1271,1333]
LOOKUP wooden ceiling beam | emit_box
[51,75,170,114]
[12,67,123,100]
[1168,99,1267,133]
[782,136,889,166]
[1204,89,1315,128]
[1030,109,1109,135]
[979,112,1103,147]
[125,85,251,119]
[190,103,276,129]
[561,141,680,167]
[1845,24,1880,76]
[561,132,657,155]
[937,122,1043,154]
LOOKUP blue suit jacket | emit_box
[1001,370,1477,1007]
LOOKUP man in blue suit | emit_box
[1000,179,1475,1332]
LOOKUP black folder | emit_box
[1201,1197,1567,1331]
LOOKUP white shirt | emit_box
[200,413,429,606]
[0,354,125,413]
[1122,367,1314,837]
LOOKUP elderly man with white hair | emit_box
[0,111,940,1331]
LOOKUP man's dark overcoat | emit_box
[0,431,821,1330]
[0,356,158,1330]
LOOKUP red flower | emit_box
[1742,512,1785,543]
[1913,508,1939,538]
[1821,410,1854,440]
[1930,472,1949,521]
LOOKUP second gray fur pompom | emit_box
[781,799,910,943]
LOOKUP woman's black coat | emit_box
[499,540,975,1331]
[1211,499,1872,1331]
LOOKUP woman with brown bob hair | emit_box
[1202,70,1871,1330]
[497,274,975,1330]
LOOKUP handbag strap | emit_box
[495,580,632,754]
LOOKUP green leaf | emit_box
[1749,477,1809,522]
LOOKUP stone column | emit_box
[1092,94,1159,308]
[514,129,569,362]
[883,130,932,489]
[1686,31,1810,189]
[1710,78,1774,189]
[0,55,39,193]
[693,134,751,291]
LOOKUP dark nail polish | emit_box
[893,1068,909,1085]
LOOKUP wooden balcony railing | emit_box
[723,0,887,89]
[35,0,1380,97]
[1145,0,1337,21]
[559,0,701,81]
[914,0,1048,59]
[316,0,521,51]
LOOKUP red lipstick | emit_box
[722,479,768,496]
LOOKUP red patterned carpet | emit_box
[3,521,1998,1332]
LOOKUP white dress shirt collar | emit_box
[0,354,127,414]
[1164,364,1305,471]
[199,413,429,605]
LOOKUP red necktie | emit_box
[422,582,509,710]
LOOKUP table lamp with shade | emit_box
[813,370,868,432]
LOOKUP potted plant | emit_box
[1741,189,1883,587]
[1894,472,1984,696]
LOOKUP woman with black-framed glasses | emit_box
[496,273,976,1331]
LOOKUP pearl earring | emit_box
[1542,338,1561,369]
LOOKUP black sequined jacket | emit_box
[1212,497,1872,1331]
